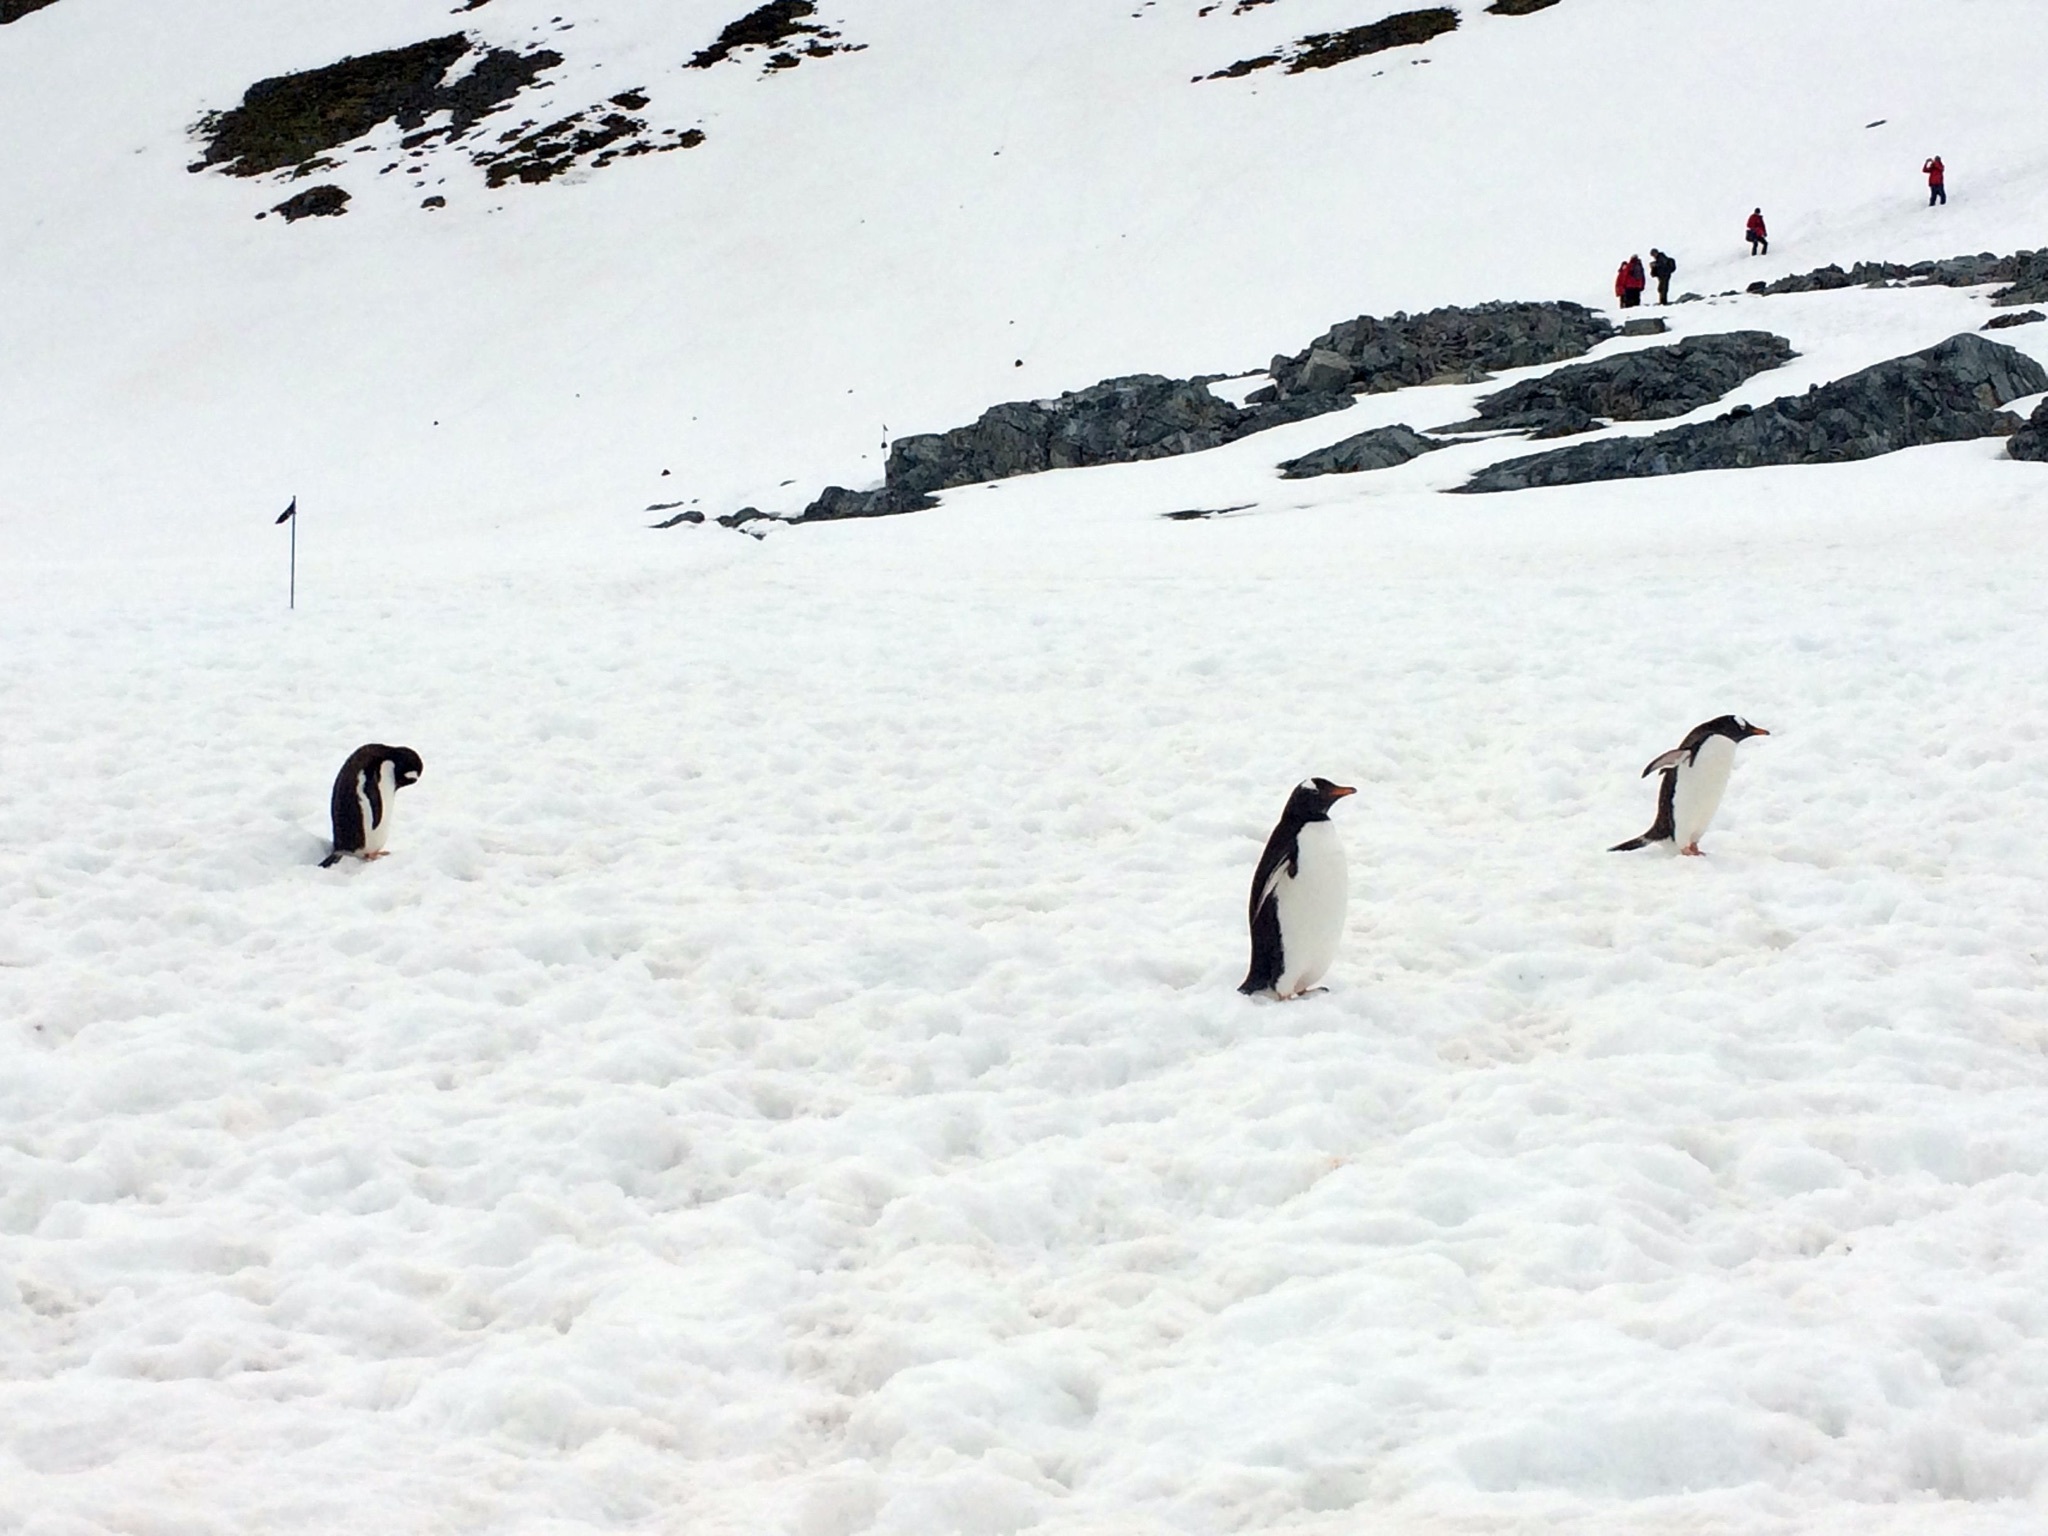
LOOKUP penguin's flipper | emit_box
[1639,747,1690,778]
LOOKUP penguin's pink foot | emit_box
[1679,843,1704,856]
[365,850,390,860]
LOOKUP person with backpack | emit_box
[1649,248,1677,304]
[1924,156,1946,205]
[1745,209,1768,256]
[1615,254,1646,309]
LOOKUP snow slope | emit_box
[5,2,2048,1533]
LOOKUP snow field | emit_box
[6,387,2048,1530]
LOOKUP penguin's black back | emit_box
[1608,768,1677,852]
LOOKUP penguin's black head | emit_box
[1289,777,1357,821]
[1707,715,1770,742]
[385,746,424,786]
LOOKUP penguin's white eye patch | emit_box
[1299,778,1317,792]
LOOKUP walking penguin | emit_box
[1240,777,1355,998]
[1609,716,1769,856]
[320,744,424,867]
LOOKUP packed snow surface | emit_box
[5,0,2048,1532]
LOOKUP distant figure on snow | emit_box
[1240,777,1354,999]
[1649,248,1677,305]
[1923,155,1946,205]
[1615,254,1646,309]
[1745,208,1769,256]
[321,744,424,867]
[1610,716,1769,856]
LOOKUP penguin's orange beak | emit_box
[1331,784,1357,798]
[1751,727,1771,736]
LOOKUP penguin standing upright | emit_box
[320,744,424,867]
[1240,777,1356,998]
[1610,715,1768,856]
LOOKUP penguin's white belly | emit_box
[1272,820,1348,994]
[1672,735,1736,847]
[359,762,397,855]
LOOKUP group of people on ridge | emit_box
[1615,159,1946,310]
[1613,248,1677,308]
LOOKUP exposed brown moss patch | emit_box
[193,36,562,176]
[1202,6,1460,80]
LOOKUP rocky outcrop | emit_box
[1457,333,2046,493]
[0,0,62,22]
[1278,425,1443,479]
[2010,399,2048,463]
[265,185,351,222]
[1984,310,2044,330]
[1255,300,1614,403]
[687,1,864,72]
[1435,331,1795,435]
[1202,8,1458,81]
[775,299,1615,521]
[792,375,1351,519]
[1751,248,2048,305]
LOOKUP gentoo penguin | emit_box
[320,744,423,868]
[1610,715,1769,856]
[1240,777,1356,998]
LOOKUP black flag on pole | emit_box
[276,497,297,524]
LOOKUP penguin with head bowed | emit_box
[1240,777,1356,998]
[320,744,424,868]
[1610,715,1768,856]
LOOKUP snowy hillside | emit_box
[5,2,2048,1533]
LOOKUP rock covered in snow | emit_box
[1435,331,1796,436]
[1458,332,2048,493]
[1754,246,2048,305]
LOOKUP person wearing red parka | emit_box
[1745,208,1768,256]
[1615,255,1646,308]
[1924,156,1946,205]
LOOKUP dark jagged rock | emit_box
[1203,7,1457,80]
[1983,310,2043,330]
[1457,333,2046,493]
[1753,248,2048,305]
[0,0,62,21]
[196,37,508,175]
[1435,331,1795,435]
[792,485,938,522]
[1486,0,1560,12]
[1620,317,1667,336]
[688,1,863,70]
[1278,424,1443,479]
[2010,399,2048,463]
[881,374,1348,499]
[475,111,702,186]
[767,299,1611,523]
[266,185,351,222]
[1265,301,1614,403]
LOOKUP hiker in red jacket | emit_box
[1615,255,1646,309]
[1924,155,1946,205]
[1745,208,1768,256]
